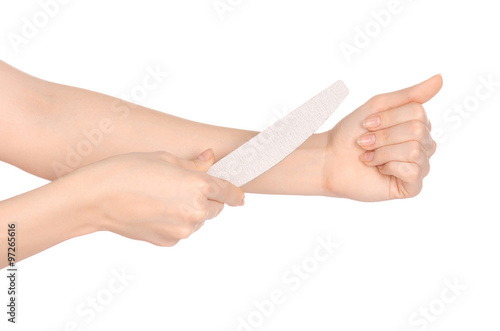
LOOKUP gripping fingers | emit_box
[360,142,430,177]
[191,201,223,233]
[205,177,245,207]
[206,200,224,220]
[377,161,425,186]
[357,120,436,156]
[363,102,431,131]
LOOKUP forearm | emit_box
[0,61,328,195]
[0,176,96,269]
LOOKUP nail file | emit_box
[207,81,349,187]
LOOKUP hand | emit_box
[321,74,443,201]
[66,149,245,246]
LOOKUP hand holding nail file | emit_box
[207,81,349,187]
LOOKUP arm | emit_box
[0,171,96,269]
[0,60,442,266]
[0,60,327,196]
[0,150,245,269]
[0,60,442,201]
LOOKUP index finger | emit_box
[374,74,443,110]
[205,177,245,207]
[363,102,431,132]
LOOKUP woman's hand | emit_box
[321,74,443,201]
[67,149,245,246]
[1,149,242,268]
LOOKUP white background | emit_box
[0,0,499,330]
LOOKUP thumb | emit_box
[192,148,216,172]
[407,73,444,104]
[378,74,444,110]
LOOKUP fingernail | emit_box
[363,116,381,129]
[239,194,245,206]
[198,149,212,161]
[363,151,374,162]
[357,134,375,147]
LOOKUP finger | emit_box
[357,120,435,156]
[154,150,214,172]
[192,220,206,233]
[363,102,431,131]
[377,161,426,190]
[371,74,443,110]
[205,200,224,220]
[191,149,216,172]
[360,142,430,176]
[204,177,245,207]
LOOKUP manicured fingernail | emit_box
[363,151,374,162]
[357,134,375,147]
[363,116,380,129]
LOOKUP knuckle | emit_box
[154,237,179,247]
[409,140,421,151]
[376,148,386,161]
[409,143,426,163]
[216,204,225,217]
[167,240,180,247]
[423,135,436,152]
[205,181,221,198]
[409,121,427,140]
[408,166,421,183]
[368,95,386,112]
[377,129,388,144]
[408,183,423,198]
[207,204,224,220]
[188,209,208,223]
[192,192,207,210]
[423,162,431,177]
[400,163,420,184]
[410,103,426,121]
[175,226,193,240]
[382,109,392,125]
[197,176,212,194]
[193,221,205,232]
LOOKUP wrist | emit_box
[240,133,328,196]
[316,130,343,198]
[51,172,105,236]
[299,132,331,196]
[0,171,103,264]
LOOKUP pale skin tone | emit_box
[0,60,442,268]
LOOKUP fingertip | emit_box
[193,148,215,172]
[432,73,444,90]
[357,134,376,148]
[198,148,215,163]
[360,151,374,163]
[363,115,381,130]
[419,74,444,103]
[234,188,245,207]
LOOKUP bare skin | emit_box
[0,60,442,268]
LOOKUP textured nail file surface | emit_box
[207,81,349,187]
